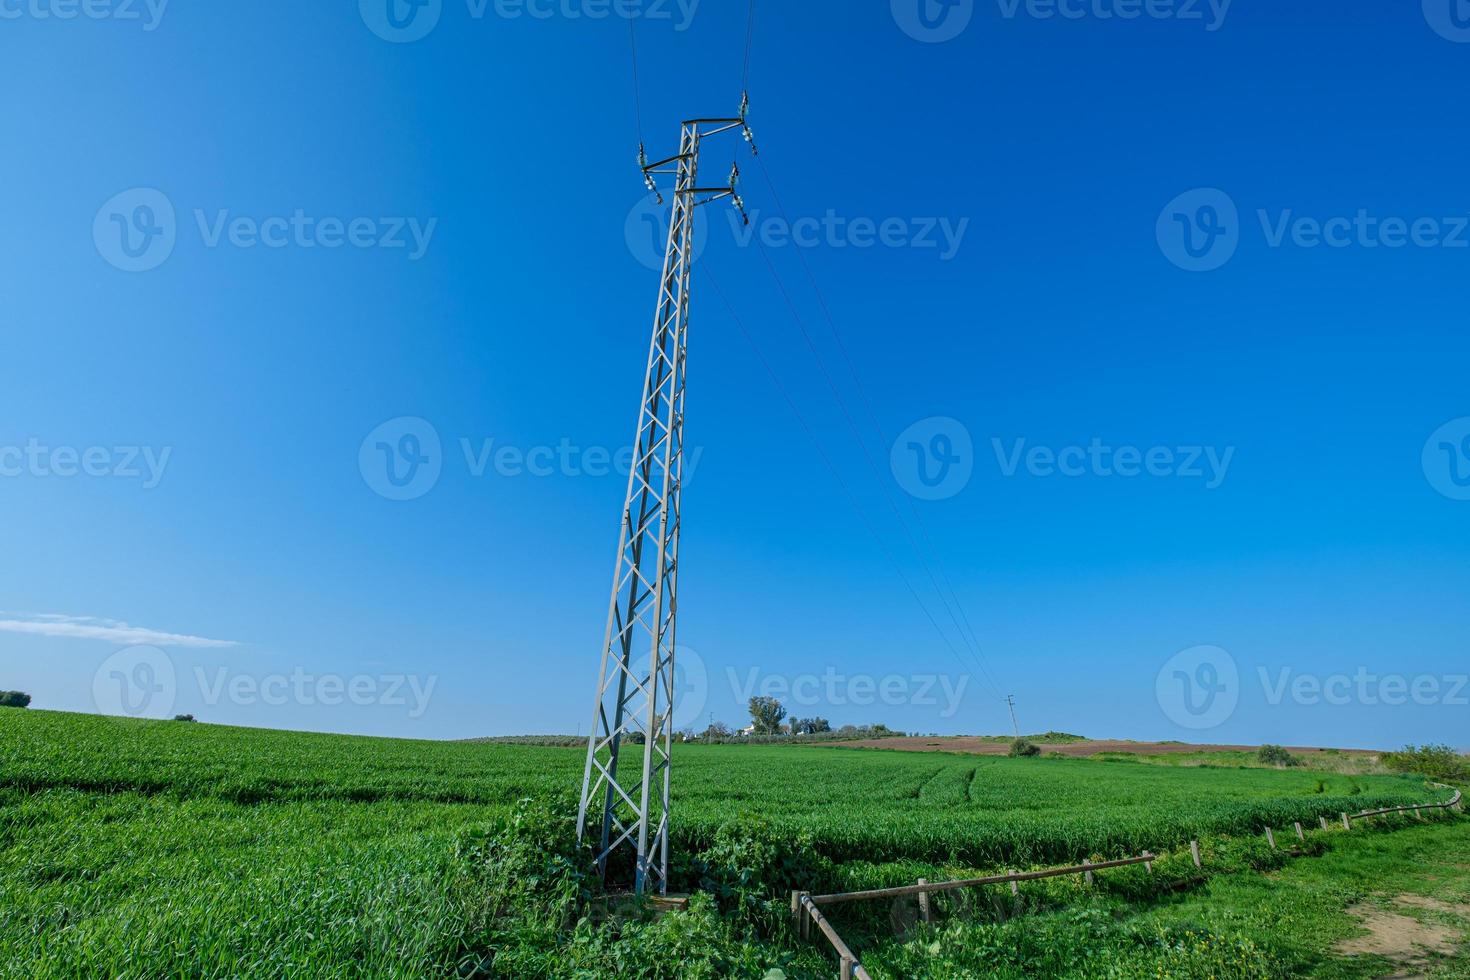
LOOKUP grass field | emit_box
[0,709,1462,978]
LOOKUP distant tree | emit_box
[173,714,197,722]
[1257,744,1301,767]
[702,721,732,739]
[748,696,787,735]
[0,691,31,709]
[790,717,831,736]
[1009,738,1041,758]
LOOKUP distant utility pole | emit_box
[1006,695,1020,739]
[576,101,755,897]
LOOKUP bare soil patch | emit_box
[818,736,1380,758]
[1334,897,1464,978]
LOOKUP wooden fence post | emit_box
[1265,827,1276,849]
[1190,840,1202,869]
[1342,812,1351,830]
[917,878,931,924]
[1144,852,1154,873]
[1320,816,1329,831]
[1294,822,1305,842]
[1083,858,1094,886]
[840,955,854,980]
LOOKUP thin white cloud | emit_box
[0,612,238,649]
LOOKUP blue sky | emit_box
[1,0,1467,749]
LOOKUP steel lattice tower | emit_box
[578,107,754,895]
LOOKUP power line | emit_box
[748,154,1008,700]
[627,15,645,148]
[741,0,756,92]
[703,261,1004,701]
[743,232,1008,702]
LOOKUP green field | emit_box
[0,709,1462,978]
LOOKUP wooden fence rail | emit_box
[1347,789,1461,823]
[797,897,875,980]
[804,852,1156,908]
[792,787,1463,979]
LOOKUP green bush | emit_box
[1382,744,1469,783]
[1257,745,1300,767]
[1009,739,1042,758]
[0,692,31,709]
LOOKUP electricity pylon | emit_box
[577,103,755,895]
